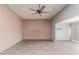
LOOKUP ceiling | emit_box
[8,4,66,20]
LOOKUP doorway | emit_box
[55,23,70,41]
[70,22,79,43]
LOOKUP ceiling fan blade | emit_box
[32,12,38,15]
[41,11,49,13]
[40,5,45,11]
[29,8,37,11]
[39,13,42,16]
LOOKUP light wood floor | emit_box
[0,40,79,55]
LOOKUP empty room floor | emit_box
[0,40,79,55]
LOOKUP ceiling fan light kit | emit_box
[29,4,49,16]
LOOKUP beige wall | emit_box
[23,20,51,40]
[0,5,22,52]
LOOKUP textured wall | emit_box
[23,20,52,40]
[0,5,22,52]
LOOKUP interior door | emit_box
[55,23,70,40]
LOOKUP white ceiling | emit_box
[59,15,79,24]
[8,4,66,20]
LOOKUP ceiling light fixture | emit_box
[29,4,49,16]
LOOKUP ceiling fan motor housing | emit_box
[37,9,41,14]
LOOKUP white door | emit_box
[55,23,70,40]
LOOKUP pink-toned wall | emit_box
[23,20,52,40]
[0,5,22,52]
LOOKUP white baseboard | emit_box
[0,39,22,53]
[71,40,79,44]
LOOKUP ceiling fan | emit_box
[29,4,49,16]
